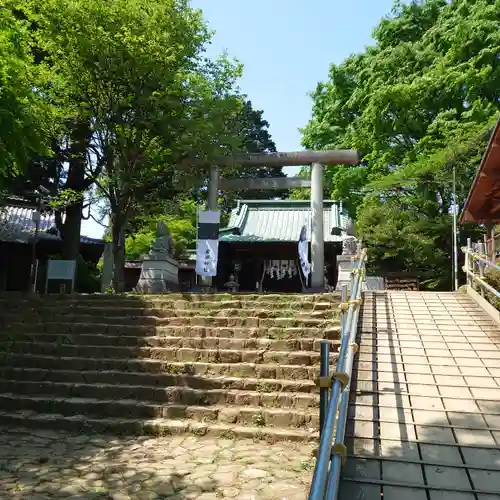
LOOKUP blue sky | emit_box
[82,0,396,238]
[191,0,396,172]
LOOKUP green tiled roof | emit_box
[220,199,350,243]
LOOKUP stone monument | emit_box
[336,235,360,291]
[100,242,114,293]
[135,221,179,293]
[224,274,239,293]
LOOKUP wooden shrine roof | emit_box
[461,117,500,224]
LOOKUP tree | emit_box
[302,0,500,288]
[4,2,98,260]
[219,100,287,212]
[23,0,243,291]
[0,4,52,183]
[3,1,286,282]
[126,101,284,260]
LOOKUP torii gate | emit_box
[206,149,359,290]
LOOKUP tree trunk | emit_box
[61,120,91,260]
[111,214,126,292]
[62,202,83,260]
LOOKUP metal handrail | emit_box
[308,248,367,500]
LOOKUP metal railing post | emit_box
[308,249,366,500]
[319,341,330,436]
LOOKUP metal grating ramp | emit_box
[339,291,500,500]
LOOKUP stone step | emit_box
[0,291,337,440]
[0,296,340,315]
[0,410,317,442]
[0,332,341,351]
[0,379,319,410]
[0,393,320,429]
[4,324,341,339]
[3,300,339,313]
[5,308,339,320]
[1,341,335,365]
[0,292,338,304]
[0,367,319,393]
[4,314,337,328]
[1,354,323,380]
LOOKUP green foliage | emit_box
[357,195,450,288]
[165,214,197,258]
[18,0,245,291]
[74,255,101,294]
[127,100,283,261]
[125,233,155,261]
[126,198,197,260]
[48,189,84,211]
[219,100,286,213]
[1,0,283,292]
[478,260,500,310]
[0,3,53,180]
[302,0,500,288]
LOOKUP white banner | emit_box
[298,225,310,279]
[195,239,219,277]
[196,210,221,277]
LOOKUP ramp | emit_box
[340,291,500,499]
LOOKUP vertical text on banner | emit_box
[196,210,221,277]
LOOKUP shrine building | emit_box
[214,199,354,293]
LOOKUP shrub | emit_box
[480,265,500,310]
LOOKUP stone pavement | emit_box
[0,427,315,500]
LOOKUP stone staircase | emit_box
[0,293,340,442]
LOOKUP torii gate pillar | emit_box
[310,163,324,290]
[207,165,220,212]
[201,165,220,288]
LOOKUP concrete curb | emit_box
[466,285,500,326]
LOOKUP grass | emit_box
[164,363,194,375]
[192,426,208,437]
[230,369,251,378]
[0,340,15,361]
[290,458,316,473]
[267,328,286,340]
[55,334,74,346]
[252,431,267,442]
[277,309,295,317]
[219,430,236,440]
[255,382,275,393]
[266,354,281,363]
[252,411,266,427]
